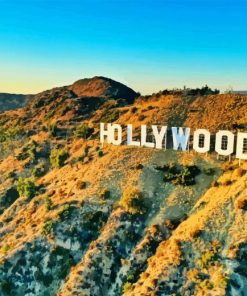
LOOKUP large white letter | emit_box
[141,125,155,148]
[110,124,122,145]
[152,125,167,149]
[100,123,112,144]
[236,133,247,160]
[172,127,190,151]
[127,124,141,147]
[215,130,234,156]
[193,129,210,153]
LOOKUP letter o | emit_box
[215,130,234,156]
[193,129,210,153]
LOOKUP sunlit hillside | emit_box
[0,77,246,296]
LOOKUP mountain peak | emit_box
[69,76,139,103]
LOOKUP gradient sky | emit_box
[0,0,246,94]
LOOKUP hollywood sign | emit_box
[100,123,247,160]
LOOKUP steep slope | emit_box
[0,80,246,296]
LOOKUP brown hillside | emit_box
[69,76,139,103]
[0,79,246,296]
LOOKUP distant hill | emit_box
[69,76,139,103]
[0,93,34,112]
[234,90,247,94]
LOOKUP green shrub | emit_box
[0,187,19,214]
[60,105,71,116]
[197,249,217,269]
[84,145,89,156]
[163,165,200,186]
[97,149,103,157]
[100,109,119,122]
[44,109,55,120]
[17,177,36,200]
[76,180,87,190]
[217,276,230,288]
[50,148,69,168]
[122,282,132,293]
[119,188,147,215]
[73,124,94,139]
[44,196,53,211]
[16,141,38,162]
[28,141,37,161]
[211,180,219,187]
[131,107,138,113]
[0,125,24,143]
[135,164,143,170]
[200,280,214,290]
[6,171,16,179]
[47,124,58,137]
[32,162,46,178]
[2,244,11,254]
[0,280,13,294]
[99,188,110,200]
[235,168,246,177]
[236,198,247,210]
[222,179,232,186]
[82,210,108,231]
[203,167,215,176]
[42,220,55,236]
[138,114,145,121]
[58,204,73,221]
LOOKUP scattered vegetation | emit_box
[211,180,220,187]
[222,179,232,186]
[131,106,138,113]
[197,249,218,269]
[60,105,71,116]
[203,167,215,176]
[100,109,119,122]
[44,109,56,120]
[0,187,19,214]
[0,124,24,143]
[99,188,111,200]
[42,220,55,236]
[32,162,46,178]
[2,244,11,254]
[44,196,53,211]
[97,149,104,157]
[154,85,220,97]
[76,180,87,190]
[47,124,58,137]
[73,123,94,139]
[50,148,69,168]
[58,204,74,221]
[122,281,132,293]
[138,114,145,121]
[6,171,16,180]
[16,177,36,200]
[235,168,246,177]
[119,188,147,215]
[236,198,247,210]
[162,163,200,186]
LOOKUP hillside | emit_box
[0,78,246,296]
[0,93,34,112]
[69,76,139,103]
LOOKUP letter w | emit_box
[172,127,190,151]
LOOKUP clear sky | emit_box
[0,0,246,94]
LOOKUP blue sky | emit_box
[0,0,246,94]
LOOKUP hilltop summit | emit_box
[69,76,139,103]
